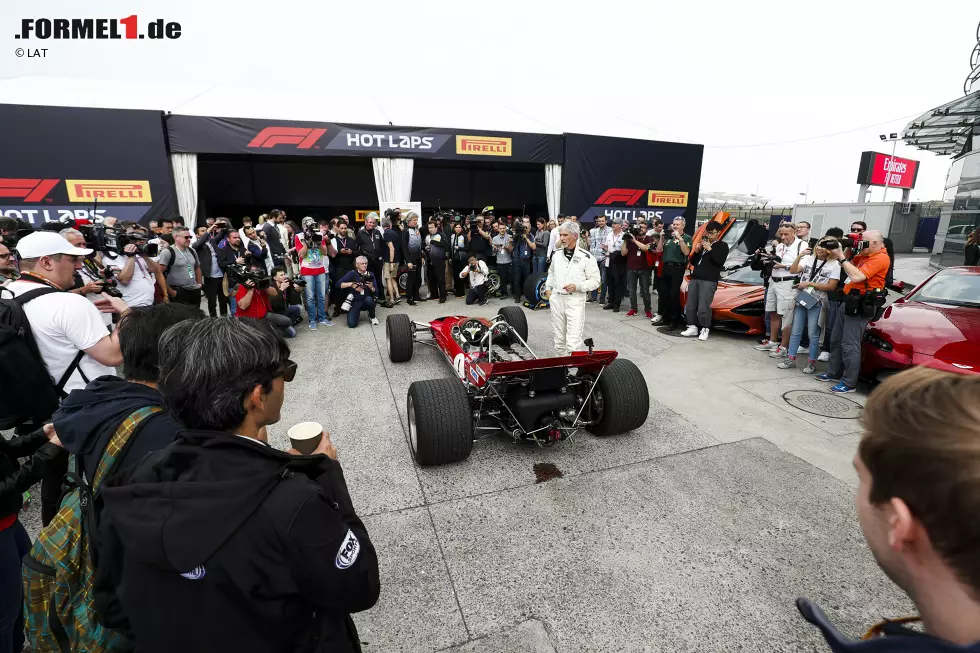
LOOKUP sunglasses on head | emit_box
[278,359,297,383]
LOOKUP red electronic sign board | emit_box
[856,151,919,190]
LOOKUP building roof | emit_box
[902,92,979,157]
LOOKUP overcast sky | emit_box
[1,0,977,205]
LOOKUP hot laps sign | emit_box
[0,178,155,225]
[579,188,689,223]
[324,131,451,154]
[856,151,919,190]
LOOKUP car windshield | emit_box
[912,270,980,308]
[722,265,764,286]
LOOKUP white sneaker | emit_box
[797,346,808,355]
[680,325,699,337]
[698,328,709,341]
[817,351,830,362]
[768,346,787,358]
[650,314,664,324]
[754,341,776,351]
[370,317,379,326]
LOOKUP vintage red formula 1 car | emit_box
[385,307,650,465]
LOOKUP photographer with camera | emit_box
[158,227,203,307]
[754,223,805,357]
[217,227,247,315]
[467,210,492,263]
[511,219,534,304]
[337,255,380,328]
[601,218,628,313]
[460,254,490,305]
[680,222,730,340]
[191,219,230,317]
[330,221,358,317]
[269,266,304,327]
[491,222,513,299]
[621,222,654,318]
[650,217,691,329]
[5,231,128,524]
[234,262,296,338]
[449,222,468,298]
[295,216,336,330]
[815,230,890,394]
[102,226,161,309]
[59,228,115,328]
[356,212,385,296]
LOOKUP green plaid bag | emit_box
[22,405,162,653]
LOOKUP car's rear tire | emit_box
[386,314,414,363]
[523,272,548,304]
[497,306,528,342]
[408,378,473,465]
[588,358,649,436]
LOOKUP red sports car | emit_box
[385,306,650,465]
[862,266,980,378]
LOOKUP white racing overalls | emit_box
[545,246,601,356]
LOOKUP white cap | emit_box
[15,231,93,259]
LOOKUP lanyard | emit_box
[808,258,827,282]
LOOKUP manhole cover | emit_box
[782,390,863,419]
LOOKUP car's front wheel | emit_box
[386,314,414,363]
[586,358,649,436]
[408,378,473,465]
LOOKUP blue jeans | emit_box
[592,264,608,302]
[788,302,822,362]
[821,299,842,352]
[763,286,771,336]
[347,295,376,328]
[229,292,237,317]
[303,273,327,323]
[0,520,30,653]
[532,256,547,275]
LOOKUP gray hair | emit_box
[558,220,581,237]
[406,211,419,223]
[365,212,379,222]
[671,217,687,226]
[158,317,290,432]
[381,218,392,229]
[59,227,84,240]
[355,255,368,265]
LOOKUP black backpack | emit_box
[0,286,84,430]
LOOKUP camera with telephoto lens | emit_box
[512,220,525,237]
[842,233,870,253]
[302,225,323,245]
[291,278,306,288]
[227,264,270,290]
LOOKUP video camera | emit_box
[303,224,324,246]
[622,224,645,241]
[841,233,869,254]
[227,263,270,290]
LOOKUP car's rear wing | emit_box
[472,350,618,381]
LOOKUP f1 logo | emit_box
[0,178,59,202]
[248,127,327,149]
[594,189,645,206]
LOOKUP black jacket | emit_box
[798,598,980,652]
[52,376,181,482]
[217,241,246,272]
[401,226,424,263]
[0,427,60,519]
[690,241,730,281]
[355,227,385,261]
[260,222,285,257]
[97,430,380,653]
[191,232,219,277]
[966,242,980,267]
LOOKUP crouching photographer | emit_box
[337,256,379,328]
[232,264,296,338]
[269,266,305,326]
[460,254,490,305]
[815,230,890,394]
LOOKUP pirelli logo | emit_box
[456,135,512,156]
[647,190,689,207]
[66,180,152,202]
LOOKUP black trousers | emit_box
[512,259,531,300]
[466,283,488,305]
[406,258,423,301]
[657,264,686,326]
[202,277,227,317]
[41,449,69,526]
[606,264,627,309]
[451,258,468,296]
[427,258,447,300]
[366,258,384,298]
[173,286,202,307]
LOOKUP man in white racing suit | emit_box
[543,221,601,356]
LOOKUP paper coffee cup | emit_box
[287,422,323,455]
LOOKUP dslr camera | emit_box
[227,264,270,290]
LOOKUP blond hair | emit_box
[860,366,980,596]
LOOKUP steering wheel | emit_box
[458,318,489,347]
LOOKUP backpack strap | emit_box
[13,285,61,305]
[15,286,87,395]
[91,406,164,492]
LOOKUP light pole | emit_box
[799,182,809,204]
[878,133,900,202]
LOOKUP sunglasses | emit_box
[278,359,297,383]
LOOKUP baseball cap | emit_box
[15,231,92,259]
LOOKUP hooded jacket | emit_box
[798,598,980,653]
[96,430,380,653]
[52,375,181,482]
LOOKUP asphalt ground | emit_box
[18,283,917,652]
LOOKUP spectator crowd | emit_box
[0,208,977,653]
